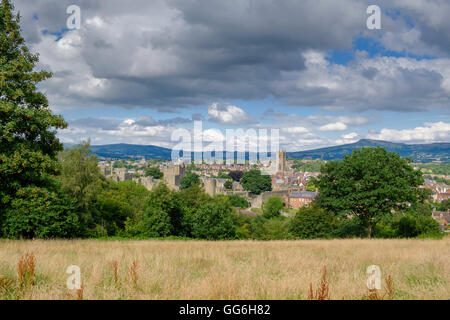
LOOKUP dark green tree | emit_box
[146,183,185,235]
[0,1,70,236]
[59,141,105,211]
[289,206,337,239]
[145,166,163,179]
[2,184,80,238]
[191,200,236,240]
[94,180,150,236]
[180,172,200,190]
[240,169,272,195]
[224,180,233,190]
[262,196,284,219]
[315,148,424,237]
[437,199,450,212]
[228,170,243,182]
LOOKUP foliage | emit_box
[289,206,337,239]
[224,180,233,190]
[291,159,326,172]
[180,172,200,190]
[262,196,284,219]
[374,211,441,238]
[315,148,424,237]
[305,180,317,192]
[124,205,172,238]
[93,180,150,236]
[2,185,79,238]
[191,200,236,240]
[145,166,163,179]
[413,163,450,175]
[437,199,450,212]
[0,0,67,229]
[240,169,272,195]
[332,217,366,238]
[250,216,291,240]
[59,141,105,211]
[228,170,243,182]
[226,194,249,208]
[146,183,185,236]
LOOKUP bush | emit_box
[145,166,163,179]
[262,196,284,219]
[191,201,236,240]
[222,194,249,208]
[250,216,291,240]
[2,186,80,239]
[180,172,200,190]
[224,180,233,190]
[333,217,366,238]
[397,216,419,238]
[374,212,441,238]
[289,206,337,239]
[124,205,172,238]
[240,170,272,195]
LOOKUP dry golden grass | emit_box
[0,238,448,300]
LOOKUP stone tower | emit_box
[276,149,286,173]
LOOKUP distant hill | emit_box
[64,139,450,163]
[88,143,172,160]
[287,139,450,162]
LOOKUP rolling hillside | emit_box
[65,140,450,162]
[287,139,450,162]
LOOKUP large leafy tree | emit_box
[191,200,236,240]
[315,148,423,237]
[240,169,272,195]
[180,172,200,190]
[262,196,284,219]
[0,1,67,232]
[59,141,105,212]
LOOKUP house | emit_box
[283,190,318,209]
[431,211,450,231]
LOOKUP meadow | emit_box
[0,238,449,300]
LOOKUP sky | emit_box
[11,0,450,151]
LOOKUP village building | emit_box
[283,190,318,209]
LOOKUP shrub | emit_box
[2,186,79,239]
[124,205,172,238]
[333,217,366,238]
[240,170,272,195]
[145,167,163,179]
[262,196,284,219]
[191,201,236,240]
[289,206,337,239]
[180,172,200,190]
[250,216,291,240]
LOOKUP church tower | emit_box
[276,149,286,173]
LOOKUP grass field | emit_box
[0,238,449,300]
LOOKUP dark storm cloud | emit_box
[10,0,450,113]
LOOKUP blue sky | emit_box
[12,0,450,150]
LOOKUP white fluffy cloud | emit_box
[207,103,251,125]
[318,122,348,132]
[367,122,450,143]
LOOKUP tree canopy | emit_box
[145,166,163,179]
[240,170,272,195]
[0,0,69,236]
[315,147,423,237]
